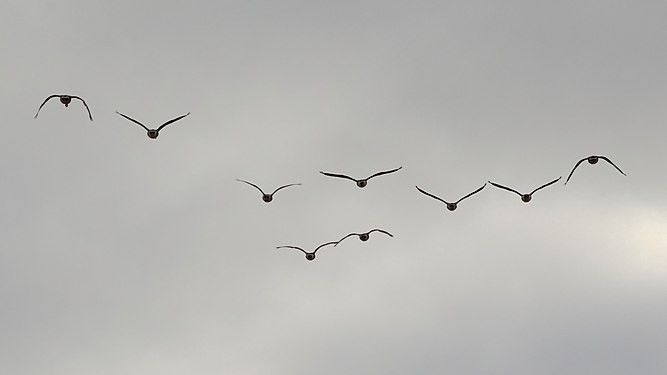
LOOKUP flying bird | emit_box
[488,177,561,203]
[334,229,393,246]
[565,155,626,185]
[319,167,402,188]
[276,241,339,261]
[415,183,486,211]
[236,179,301,203]
[115,111,190,139]
[34,94,93,121]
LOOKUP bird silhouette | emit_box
[115,111,190,139]
[565,155,626,185]
[415,183,486,211]
[276,241,339,261]
[488,177,561,203]
[319,167,402,188]
[34,94,93,121]
[236,179,301,202]
[334,229,393,246]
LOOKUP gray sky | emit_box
[2,1,666,374]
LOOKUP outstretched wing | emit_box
[276,246,307,255]
[455,183,487,204]
[313,241,339,254]
[564,157,588,185]
[599,156,627,176]
[71,96,93,121]
[115,111,149,131]
[157,112,191,131]
[334,233,361,246]
[271,183,302,195]
[34,95,59,118]
[368,229,394,237]
[320,171,358,182]
[415,186,449,205]
[236,179,265,195]
[488,181,522,196]
[530,177,562,195]
[366,166,403,180]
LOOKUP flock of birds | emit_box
[34,94,628,261]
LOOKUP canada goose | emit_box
[488,177,561,203]
[565,155,626,185]
[34,95,93,121]
[236,179,301,202]
[415,183,486,211]
[334,229,393,246]
[319,167,402,188]
[115,111,190,139]
[276,241,339,261]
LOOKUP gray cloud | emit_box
[1,1,666,374]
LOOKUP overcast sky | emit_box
[1,1,666,374]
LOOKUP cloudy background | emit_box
[1,1,666,374]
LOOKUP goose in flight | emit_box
[319,167,402,188]
[488,177,561,203]
[115,111,190,139]
[236,179,301,202]
[276,241,339,261]
[415,183,486,211]
[565,155,626,185]
[34,94,93,121]
[334,229,393,246]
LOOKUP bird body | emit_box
[565,155,626,185]
[335,229,393,246]
[35,94,93,121]
[488,177,561,203]
[276,241,339,261]
[115,111,190,139]
[415,183,486,211]
[320,167,402,188]
[236,179,301,202]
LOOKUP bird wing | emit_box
[313,241,339,253]
[455,183,487,204]
[488,181,522,196]
[276,246,307,255]
[157,112,191,131]
[334,233,360,246]
[564,157,588,185]
[115,111,149,131]
[530,177,562,195]
[366,166,403,180]
[598,156,627,176]
[71,96,93,121]
[415,186,449,205]
[34,95,59,118]
[236,179,265,195]
[319,171,358,182]
[271,183,302,195]
[368,229,394,237]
